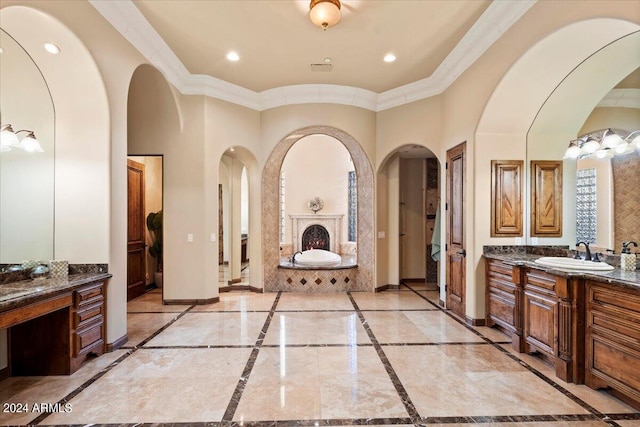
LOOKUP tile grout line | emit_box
[120,341,513,350]
[346,291,422,425]
[30,303,197,425]
[220,291,282,422]
[402,284,626,427]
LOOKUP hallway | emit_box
[2,286,639,426]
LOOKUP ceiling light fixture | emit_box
[0,124,44,153]
[563,128,640,160]
[309,0,341,31]
[226,51,240,62]
[324,57,332,63]
[384,53,396,63]
[43,42,60,55]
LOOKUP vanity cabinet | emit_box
[585,281,640,407]
[522,268,584,383]
[485,259,523,351]
[5,278,108,376]
[71,281,106,371]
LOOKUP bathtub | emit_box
[294,249,342,267]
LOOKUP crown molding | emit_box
[597,88,640,109]
[89,0,536,112]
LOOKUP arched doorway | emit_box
[262,126,374,292]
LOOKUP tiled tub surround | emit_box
[4,288,639,425]
[277,255,358,292]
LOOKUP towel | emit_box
[431,201,441,262]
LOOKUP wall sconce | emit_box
[563,128,639,160]
[0,124,44,153]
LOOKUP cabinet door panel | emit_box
[524,292,556,356]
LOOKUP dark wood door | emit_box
[219,184,224,264]
[446,142,466,318]
[127,159,146,301]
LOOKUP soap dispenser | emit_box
[621,241,638,271]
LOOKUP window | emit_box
[348,171,357,242]
[576,168,596,244]
[279,172,286,243]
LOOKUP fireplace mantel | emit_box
[290,214,343,253]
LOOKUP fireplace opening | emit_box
[301,225,330,251]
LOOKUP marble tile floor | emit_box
[1,285,639,426]
[219,261,251,288]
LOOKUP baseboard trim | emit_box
[439,299,445,307]
[220,285,263,293]
[107,334,129,352]
[227,278,242,285]
[0,366,9,381]
[401,278,426,284]
[466,316,486,327]
[375,284,401,292]
[164,296,220,305]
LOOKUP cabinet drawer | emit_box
[487,260,513,280]
[73,302,104,329]
[525,270,556,296]
[74,322,103,356]
[74,282,104,306]
[488,291,516,327]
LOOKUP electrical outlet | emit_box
[378,231,385,239]
[187,234,194,243]
[210,233,216,242]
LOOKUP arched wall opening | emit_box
[376,145,442,293]
[127,64,182,299]
[262,126,374,292]
[473,18,640,318]
[218,145,259,289]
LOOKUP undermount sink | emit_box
[534,256,614,271]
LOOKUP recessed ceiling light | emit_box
[384,53,396,63]
[229,147,235,152]
[324,57,332,63]
[43,42,60,54]
[226,51,240,62]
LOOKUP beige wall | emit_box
[280,134,354,249]
[400,158,426,279]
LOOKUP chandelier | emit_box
[563,128,640,160]
[309,0,341,31]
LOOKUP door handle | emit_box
[457,249,466,257]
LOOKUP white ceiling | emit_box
[133,0,491,93]
[90,0,537,111]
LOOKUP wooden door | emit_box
[446,143,466,318]
[219,184,224,264]
[127,159,146,301]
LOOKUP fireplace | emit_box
[301,225,330,251]
[290,213,343,253]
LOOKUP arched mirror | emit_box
[0,29,55,266]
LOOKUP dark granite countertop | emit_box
[483,251,640,291]
[0,273,112,313]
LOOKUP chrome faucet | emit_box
[576,241,592,261]
[292,251,303,263]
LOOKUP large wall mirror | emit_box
[0,29,55,264]
[526,31,640,252]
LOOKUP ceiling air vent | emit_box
[309,63,333,72]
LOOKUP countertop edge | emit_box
[483,253,640,291]
[0,273,112,313]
